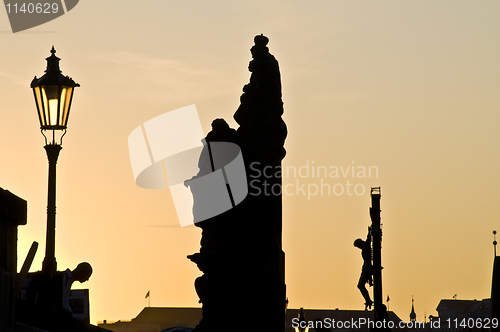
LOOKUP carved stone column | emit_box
[189,35,287,332]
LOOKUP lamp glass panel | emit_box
[62,87,73,126]
[59,88,67,125]
[41,88,49,126]
[42,85,60,127]
[33,86,47,127]
[61,87,73,127]
[48,99,58,126]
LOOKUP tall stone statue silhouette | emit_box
[188,34,287,332]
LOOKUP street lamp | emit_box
[31,46,79,275]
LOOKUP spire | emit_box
[410,296,416,322]
[494,230,497,257]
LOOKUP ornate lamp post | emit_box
[31,46,79,275]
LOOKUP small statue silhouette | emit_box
[26,262,93,314]
[354,227,373,310]
[60,262,93,312]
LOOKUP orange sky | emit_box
[1,0,500,325]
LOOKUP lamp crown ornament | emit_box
[45,46,61,73]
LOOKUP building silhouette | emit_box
[436,299,490,332]
[99,307,201,332]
